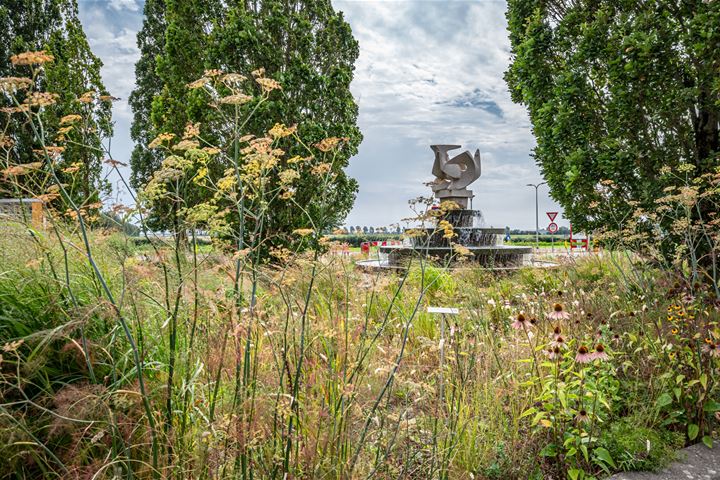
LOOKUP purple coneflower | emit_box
[551,325,562,340]
[548,303,570,320]
[575,345,593,363]
[551,335,567,349]
[704,342,720,358]
[575,409,590,424]
[592,343,609,361]
[546,346,562,360]
[512,313,528,330]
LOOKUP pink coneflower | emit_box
[512,313,528,330]
[704,342,720,358]
[551,325,562,340]
[575,409,590,424]
[551,335,567,349]
[548,303,570,321]
[592,343,609,361]
[575,345,593,363]
[546,346,562,360]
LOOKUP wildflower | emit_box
[256,77,281,93]
[2,339,24,352]
[187,77,210,89]
[529,317,538,327]
[278,169,300,185]
[704,342,719,358]
[99,95,119,102]
[173,139,199,151]
[221,73,246,85]
[453,244,472,257]
[10,50,54,66]
[0,76,33,92]
[575,345,593,363]
[671,327,679,335]
[511,313,528,330]
[24,91,58,107]
[219,94,252,105]
[183,122,201,139]
[311,163,332,176]
[292,228,314,237]
[592,343,609,361]
[251,68,266,77]
[546,346,562,360]
[551,325,562,340]
[148,132,175,149]
[575,409,590,424]
[268,123,296,139]
[104,159,127,168]
[551,335,567,349]
[548,303,570,320]
[77,90,96,103]
[315,137,346,152]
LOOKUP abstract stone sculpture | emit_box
[430,144,481,208]
[366,142,532,270]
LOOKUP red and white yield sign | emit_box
[546,212,559,234]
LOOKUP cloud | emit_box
[109,0,140,12]
[333,0,564,229]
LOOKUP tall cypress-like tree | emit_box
[505,0,719,244]
[129,0,361,238]
[0,0,111,203]
[129,0,220,230]
[208,0,361,241]
[128,0,166,199]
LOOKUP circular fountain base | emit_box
[379,244,532,268]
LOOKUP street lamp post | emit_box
[527,182,547,254]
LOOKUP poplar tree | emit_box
[505,0,720,243]
[0,0,111,204]
[208,0,361,241]
[129,0,362,238]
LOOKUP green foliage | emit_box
[0,0,111,203]
[505,0,720,252]
[130,0,361,242]
[598,418,683,472]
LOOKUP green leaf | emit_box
[699,373,708,390]
[568,468,582,480]
[520,407,537,419]
[581,444,589,462]
[704,401,720,412]
[656,392,673,409]
[702,436,713,448]
[594,447,616,469]
[540,443,558,457]
[688,423,699,441]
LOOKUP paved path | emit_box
[608,443,719,479]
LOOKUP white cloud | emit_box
[109,0,140,12]
[332,0,564,229]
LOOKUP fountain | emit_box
[361,144,532,269]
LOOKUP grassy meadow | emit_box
[1,221,716,479]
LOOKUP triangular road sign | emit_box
[546,211,558,222]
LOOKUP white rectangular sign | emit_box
[427,307,459,315]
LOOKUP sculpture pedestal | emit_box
[434,189,474,209]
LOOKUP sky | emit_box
[77,0,567,231]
